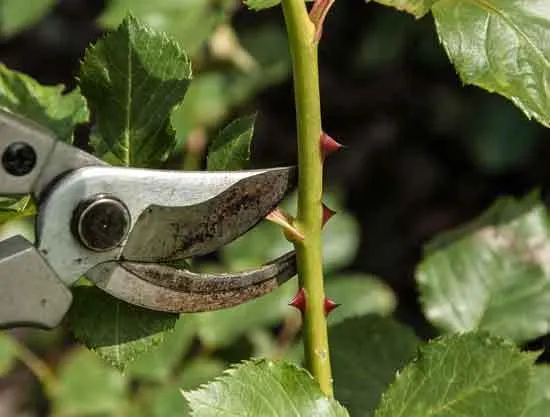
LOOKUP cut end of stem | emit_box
[266,207,304,242]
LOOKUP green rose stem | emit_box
[281,0,333,397]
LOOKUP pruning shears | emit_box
[0,109,297,329]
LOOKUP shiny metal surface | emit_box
[0,236,72,328]
[0,110,57,195]
[0,109,104,198]
[0,109,299,319]
[37,166,296,285]
[87,251,296,312]
[72,195,131,251]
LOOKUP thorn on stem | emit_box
[309,0,336,42]
[289,288,306,313]
[320,131,344,159]
[322,203,336,227]
[324,298,340,316]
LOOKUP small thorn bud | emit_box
[324,298,340,316]
[320,132,344,159]
[289,288,306,313]
[322,203,336,227]
[266,208,304,242]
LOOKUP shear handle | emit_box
[0,235,72,329]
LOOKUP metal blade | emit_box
[86,251,296,312]
[37,166,295,287]
[121,166,296,262]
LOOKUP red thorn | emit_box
[322,203,336,227]
[289,288,306,313]
[320,132,344,159]
[324,298,340,316]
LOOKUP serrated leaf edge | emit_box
[375,332,537,417]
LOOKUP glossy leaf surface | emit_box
[331,316,420,417]
[80,15,191,167]
[183,359,349,416]
[69,286,178,370]
[207,114,255,171]
[0,0,55,38]
[0,64,88,142]
[433,0,550,127]
[418,194,550,342]
[375,333,535,417]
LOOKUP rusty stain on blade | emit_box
[87,251,296,312]
[121,167,296,262]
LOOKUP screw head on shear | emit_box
[72,195,131,252]
[2,142,37,176]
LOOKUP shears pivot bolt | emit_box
[72,195,131,252]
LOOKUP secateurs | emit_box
[0,109,297,329]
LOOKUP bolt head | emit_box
[72,195,131,252]
[2,142,37,176]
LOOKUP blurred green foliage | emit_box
[1,0,550,415]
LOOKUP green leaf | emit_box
[522,365,550,417]
[179,358,226,390]
[0,332,16,376]
[239,24,291,83]
[432,0,550,127]
[371,0,436,19]
[194,279,297,348]
[171,24,291,143]
[325,275,396,325]
[133,385,191,417]
[0,0,55,38]
[322,200,361,272]
[53,348,128,416]
[375,333,535,417]
[171,73,230,142]
[221,219,288,270]
[0,64,89,142]
[99,0,224,57]
[244,0,312,11]
[183,359,349,417]
[206,114,256,171]
[0,196,35,225]
[68,286,178,370]
[79,15,192,167]
[331,316,420,417]
[244,0,285,10]
[0,218,34,243]
[418,193,550,342]
[146,386,192,417]
[127,317,196,382]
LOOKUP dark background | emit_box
[2,0,549,353]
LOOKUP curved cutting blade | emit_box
[121,167,296,262]
[86,251,296,312]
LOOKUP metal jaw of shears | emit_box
[0,109,297,329]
